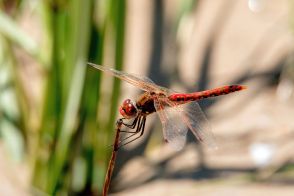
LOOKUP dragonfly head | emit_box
[119,99,138,119]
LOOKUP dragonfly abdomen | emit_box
[169,85,246,102]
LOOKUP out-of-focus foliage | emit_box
[0,0,125,194]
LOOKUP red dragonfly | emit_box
[89,63,246,150]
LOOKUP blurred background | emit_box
[0,0,293,195]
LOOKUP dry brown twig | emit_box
[102,119,123,196]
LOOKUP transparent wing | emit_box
[164,99,217,149]
[153,96,188,151]
[88,63,169,93]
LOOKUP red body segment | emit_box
[168,85,246,102]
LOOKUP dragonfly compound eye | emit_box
[119,99,138,119]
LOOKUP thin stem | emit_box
[102,119,123,196]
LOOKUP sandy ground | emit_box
[113,180,294,196]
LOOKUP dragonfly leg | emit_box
[118,117,142,143]
[108,117,142,150]
[117,116,146,149]
[116,118,124,125]
[121,117,139,129]
[119,117,141,134]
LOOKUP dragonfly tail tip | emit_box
[240,85,247,90]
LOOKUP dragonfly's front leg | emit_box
[119,116,142,134]
[109,117,141,151]
[121,117,139,129]
[117,116,146,149]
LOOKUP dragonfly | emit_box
[89,63,246,151]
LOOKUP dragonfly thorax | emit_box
[119,99,138,119]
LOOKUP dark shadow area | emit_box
[111,0,166,184]
[112,167,257,192]
[148,0,169,86]
[112,0,171,178]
